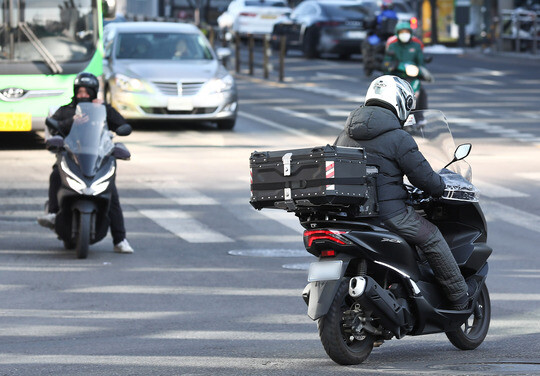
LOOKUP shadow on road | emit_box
[0,132,44,150]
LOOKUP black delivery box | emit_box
[250,144,378,216]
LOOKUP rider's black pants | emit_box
[47,165,126,244]
[383,206,468,303]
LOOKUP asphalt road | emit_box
[0,51,539,375]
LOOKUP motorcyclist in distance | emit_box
[37,72,134,254]
[376,0,399,40]
[383,21,433,113]
[334,75,476,310]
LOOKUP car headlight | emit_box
[115,73,146,92]
[199,75,234,95]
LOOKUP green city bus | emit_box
[0,0,110,132]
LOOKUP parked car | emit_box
[217,0,292,36]
[271,0,376,59]
[102,22,238,130]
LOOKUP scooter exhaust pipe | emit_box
[349,276,367,298]
[349,275,409,338]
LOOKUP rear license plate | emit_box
[260,14,278,19]
[0,112,32,131]
[308,260,343,282]
[167,97,193,111]
[346,31,367,39]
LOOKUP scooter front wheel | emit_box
[445,283,491,350]
[75,212,91,259]
[317,278,374,365]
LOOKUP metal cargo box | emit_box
[249,144,377,216]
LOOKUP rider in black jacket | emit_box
[334,75,473,310]
[37,72,134,254]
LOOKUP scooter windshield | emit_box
[404,110,472,181]
[63,103,113,177]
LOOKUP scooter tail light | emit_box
[303,230,349,248]
[321,250,336,257]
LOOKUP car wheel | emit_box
[217,118,236,130]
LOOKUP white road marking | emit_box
[474,180,529,198]
[239,111,326,144]
[273,107,344,129]
[139,209,233,243]
[325,109,351,118]
[142,330,317,340]
[482,200,540,234]
[66,285,299,296]
[450,116,540,144]
[256,209,304,233]
[143,181,218,205]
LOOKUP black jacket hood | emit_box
[344,105,401,141]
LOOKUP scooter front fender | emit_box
[303,255,352,320]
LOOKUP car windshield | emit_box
[0,0,97,63]
[245,0,288,6]
[115,32,214,60]
[321,3,372,18]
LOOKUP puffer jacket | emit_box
[51,101,127,136]
[334,105,445,220]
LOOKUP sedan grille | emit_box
[152,81,205,96]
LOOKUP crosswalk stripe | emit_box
[143,181,218,205]
[273,107,343,129]
[474,179,529,198]
[482,200,540,234]
[139,209,233,243]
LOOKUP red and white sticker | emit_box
[326,161,335,190]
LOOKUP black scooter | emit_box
[45,103,131,259]
[300,111,491,365]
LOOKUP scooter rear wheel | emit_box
[75,212,90,259]
[318,278,374,365]
[445,283,491,350]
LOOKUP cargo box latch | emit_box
[282,153,292,176]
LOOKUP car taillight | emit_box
[304,230,349,247]
[240,12,257,17]
[315,21,343,27]
[410,17,418,29]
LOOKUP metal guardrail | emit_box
[500,9,539,54]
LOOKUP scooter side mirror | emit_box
[115,123,132,136]
[443,143,472,169]
[454,143,472,161]
[113,142,131,160]
[46,135,64,151]
[45,117,60,132]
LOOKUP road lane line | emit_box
[139,209,233,243]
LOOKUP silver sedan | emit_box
[103,22,238,130]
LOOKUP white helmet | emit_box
[365,75,416,121]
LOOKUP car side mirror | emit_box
[216,47,232,61]
[45,117,60,132]
[115,123,132,136]
[113,142,131,160]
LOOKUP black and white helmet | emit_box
[73,72,99,100]
[365,75,416,121]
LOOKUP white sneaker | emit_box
[37,213,56,229]
[114,239,134,254]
